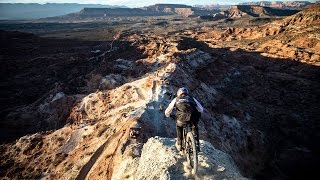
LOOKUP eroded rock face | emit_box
[225,5,299,18]
[0,91,79,142]
[196,4,320,65]
[239,1,312,9]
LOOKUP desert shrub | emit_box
[57,137,64,142]
[85,151,94,156]
[65,163,73,171]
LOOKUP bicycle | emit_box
[181,123,198,175]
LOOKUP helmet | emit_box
[177,87,189,97]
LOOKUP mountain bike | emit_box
[181,123,198,175]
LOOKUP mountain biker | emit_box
[164,87,204,152]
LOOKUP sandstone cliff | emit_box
[225,5,299,18]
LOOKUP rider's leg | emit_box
[191,121,200,151]
[175,124,183,151]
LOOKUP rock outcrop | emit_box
[113,137,247,180]
[239,1,313,9]
[225,5,299,18]
[197,4,320,65]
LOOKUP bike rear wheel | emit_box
[186,132,198,175]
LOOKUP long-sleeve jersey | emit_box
[165,96,204,117]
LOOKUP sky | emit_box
[0,0,316,7]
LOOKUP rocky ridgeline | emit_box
[196,4,320,65]
[200,4,300,20]
[239,1,312,9]
[279,4,320,26]
[225,5,299,18]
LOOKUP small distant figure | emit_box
[164,87,204,151]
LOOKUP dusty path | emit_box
[133,137,247,180]
[142,79,168,137]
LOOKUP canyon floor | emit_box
[0,4,319,180]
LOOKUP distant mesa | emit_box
[51,7,170,20]
[142,3,193,11]
[0,2,307,21]
[142,4,220,17]
[47,3,220,20]
[224,5,300,18]
[47,4,301,21]
[78,8,169,17]
[199,5,300,21]
[0,3,127,20]
[239,1,313,9]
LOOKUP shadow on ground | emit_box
[0,30,149,143]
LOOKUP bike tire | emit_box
[186,132,198,175]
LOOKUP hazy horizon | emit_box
[0,0,317,7]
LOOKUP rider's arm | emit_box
[165,98,176,117]
[193,97,204,113]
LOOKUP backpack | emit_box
[175,95,197,123]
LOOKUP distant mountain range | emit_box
[49,4,301,21]
[0,3,127,20]
[0,1,313,20]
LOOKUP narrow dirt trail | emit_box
[145,79,168,137]
[133,137,247,180]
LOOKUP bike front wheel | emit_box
[186,132,198,175]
